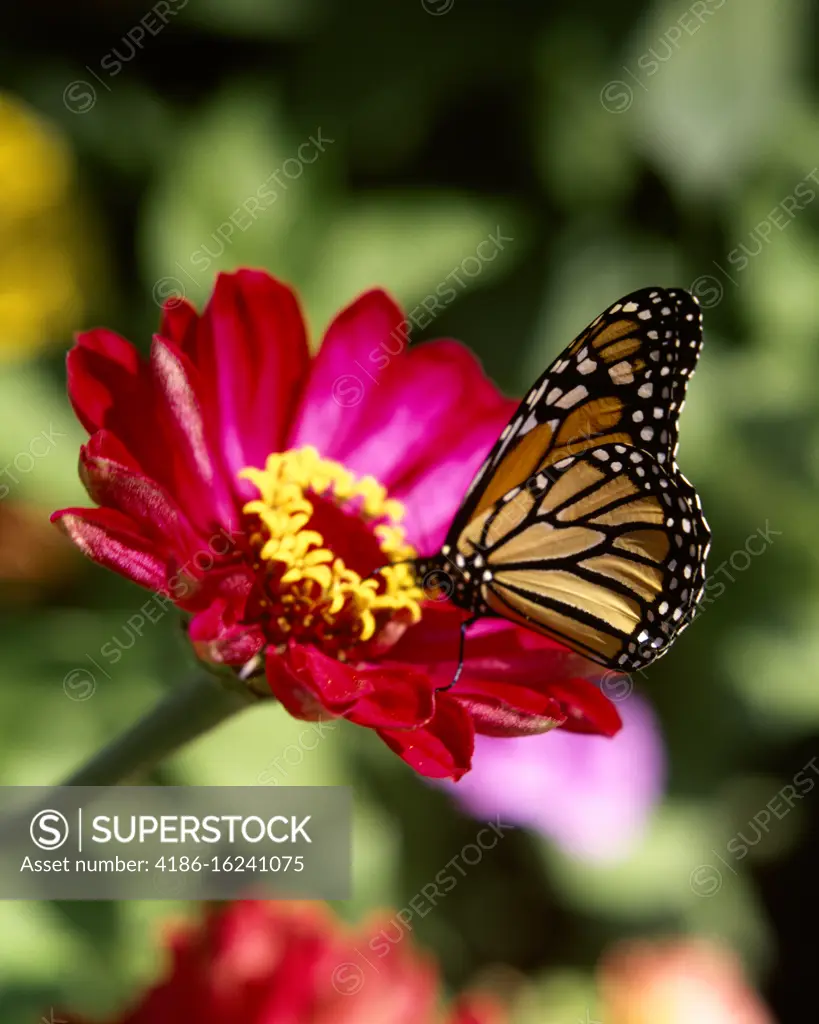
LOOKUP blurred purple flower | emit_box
[439,694,665,863]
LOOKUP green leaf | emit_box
[627,0,805,194]
[140,81,338,312]
[302,196,525,338]
[0,364,86,507]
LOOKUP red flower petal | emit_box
[343,661,436,730]
[378,693,474,780]
[67,329,159,473]
[390,605,520,663]
[454,682,568,736]
[188,599,265,666]
[394,389,516,553]
[52,507,168,593]
[546,676,623,737]
[82,428,141,471]
[267,644,436,730]
[149,335,235,530]
[193,270,310,483]
[329,338,511,487]
[267,643,376,719]
[288,289,407,463]
[79,449,201,556]
[159,296,199,354]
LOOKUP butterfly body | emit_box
[413,548,491,617]
[412,287,710,676]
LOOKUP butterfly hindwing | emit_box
[449,287,704,545]
[455,441,709,672]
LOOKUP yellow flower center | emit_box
[239,446,423,660]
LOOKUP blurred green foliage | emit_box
[0,0,817,1020]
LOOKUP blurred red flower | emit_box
[53,269,620,779]
[61,899,505,1024]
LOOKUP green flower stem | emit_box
[61,671,261,787]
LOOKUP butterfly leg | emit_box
[435,614,479,692]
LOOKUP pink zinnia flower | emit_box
[53,270,620,779]
[59,899,506,1024]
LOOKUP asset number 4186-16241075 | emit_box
[153,855,305,872]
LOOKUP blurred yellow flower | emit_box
[0,93,87,360]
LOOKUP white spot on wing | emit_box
[527,379,549,407]
[555,385,589,409]
[609,361,634,385]
[520,411,538,435]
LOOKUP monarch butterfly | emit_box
[411,286,710,687]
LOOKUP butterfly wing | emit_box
[445,287,704,550]
[458,442,709,671]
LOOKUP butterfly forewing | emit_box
[461,442,709,671]
[449,287,704,545]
